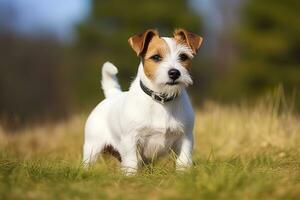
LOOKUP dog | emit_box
[83,29,203,174]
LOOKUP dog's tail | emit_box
[101,62,122,98]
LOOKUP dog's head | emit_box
[128,29,203,96]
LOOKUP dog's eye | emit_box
[179,53,189,61]
[150,54,162,62]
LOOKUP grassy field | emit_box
[1,93,300,199]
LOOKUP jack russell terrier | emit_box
[83,29,203,174]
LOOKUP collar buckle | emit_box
[151,93,165,104]
[151,92,156,100]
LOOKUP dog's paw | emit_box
[121,167,137,176]
[176,164,191,172]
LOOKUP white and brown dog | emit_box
[83,29,203,174]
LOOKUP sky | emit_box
[0,0,91,41]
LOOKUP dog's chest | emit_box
[136,109,184,160]
[137,126,182,159]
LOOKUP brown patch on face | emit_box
[142,36,170,80]
[172,38,193,71]
[181,58,192,71]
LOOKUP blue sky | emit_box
[0,0,91,41]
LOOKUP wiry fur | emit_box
[83,36,197,174]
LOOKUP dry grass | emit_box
[0,92,300,200]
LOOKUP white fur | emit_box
[101,62,121,98]
[83,37,195,174]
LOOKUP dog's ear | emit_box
[128,29,159,56]
[174,28,203,54]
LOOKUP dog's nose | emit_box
[168,69,181,80]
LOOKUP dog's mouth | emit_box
[166,81,179,85]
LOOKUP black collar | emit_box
[139,81,178,104]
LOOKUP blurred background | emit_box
[0,0,299,129]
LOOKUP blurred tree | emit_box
[226,0,300,103]
[0,34,70,129]
[73,0,203,108]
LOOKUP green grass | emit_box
[1,95,300,199]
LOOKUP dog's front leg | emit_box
[176,132,193,170]
[119,135,138,175]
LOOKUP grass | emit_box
[0,92,300,199]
